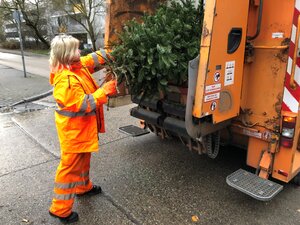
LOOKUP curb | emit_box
[10,89,53,107]
[0,48,49,58]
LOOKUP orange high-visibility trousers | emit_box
[49,152,93,217]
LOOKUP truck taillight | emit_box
[278,169,289,177]
[280,116,297,148]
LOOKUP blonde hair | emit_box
[49,34,80,72]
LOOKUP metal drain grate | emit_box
[119,125,150,137]
[13,102,48,113]
[0,102,48,114]
[226,169,283,201]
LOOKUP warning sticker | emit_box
[225,61,235,86]
[272,32,284,39]
[205,83,221,93]
[214,72,221,82]
[210,101,217,111]
[204,93,220,102]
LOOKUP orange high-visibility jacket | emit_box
[50,50,108,153]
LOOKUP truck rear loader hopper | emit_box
[107,0,300,201]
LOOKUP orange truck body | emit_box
[105,0,300,200]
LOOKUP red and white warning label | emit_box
[205,83,221,93]
[204,93,220,102]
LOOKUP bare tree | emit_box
[1,0,50,48]
[52,0,105,50]
[0,27,4,43]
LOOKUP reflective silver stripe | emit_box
[99,48,108,61]
[55,109,96,118]
[80,171,89,178]
[53,193,76,200]
[55,95,90,115]
[57,102,64,108]
[91,52,101,69]
[79,95,88,113]
[76,180,90,187]
[87,94,96,111]
[55,182,76,189]
[54,179,89,190]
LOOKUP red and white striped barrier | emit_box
[282,1,300,113]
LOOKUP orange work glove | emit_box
[102,80,117,97]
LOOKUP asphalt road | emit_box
[0,104,299,225]
[0,51,50,78]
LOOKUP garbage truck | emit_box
[105,0,300,201]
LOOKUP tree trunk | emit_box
[87,20,97,50]
[26,24,50,48]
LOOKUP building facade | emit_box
[2,0,106,49]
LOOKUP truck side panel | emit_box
[241,0,293,131]
[193,0,249,123]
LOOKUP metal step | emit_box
[119,125,150,137]
[226,169,283,201]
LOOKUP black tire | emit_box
[294,172,300,186]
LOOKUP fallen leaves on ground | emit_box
[21,218,30,223]
[192,215,200,222]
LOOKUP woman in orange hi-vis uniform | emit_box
[48,34,117,224]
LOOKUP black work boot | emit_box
[76,185,102,197]
[49,211,79,224]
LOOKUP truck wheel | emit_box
[294,172,300,186]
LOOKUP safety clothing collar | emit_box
[50,61,83,86]
[69,61,83,71]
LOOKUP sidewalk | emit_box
[0,64,52,108]
[0,53,146,225]
[0,104,143,225]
